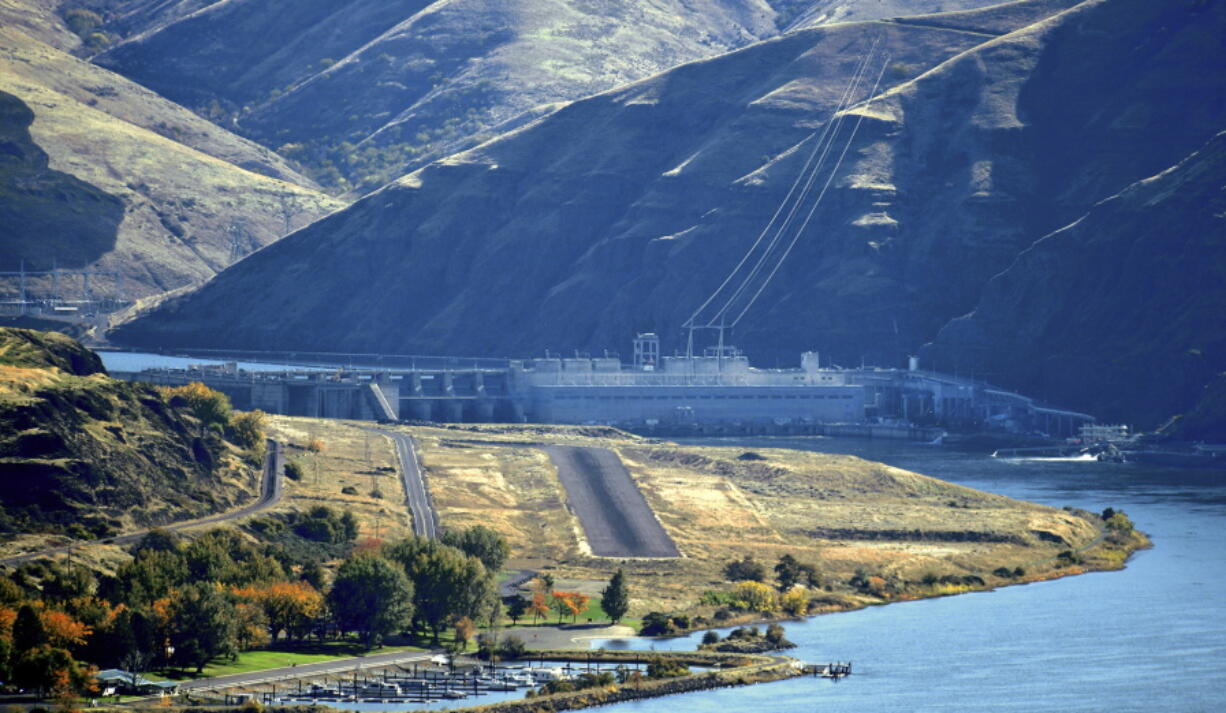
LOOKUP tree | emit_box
[12,645,95,697]
[328,555,414,649]
[774,554,820,592]
[40,610,91,650]
[168,582,239,673]
[506,594,528,625]
[527,591,549,625]
[453,616,476,652]
[387,538,491,644]
[441,526,510,574]
[601,569,629,624]
[230,410,268,451]
[723,556,766,582]
[13,604,46,652]
[236,581,325,643]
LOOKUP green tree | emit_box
[774,554,819,592]
[441,525,510,574]
[169,582,239,673]
[506,594,528,625]
[327,554,413,649]
[601,569,630,624]
[13,604,46,651]
[387,537,492,644]
[12,645,93,697]
[723,556,765,582]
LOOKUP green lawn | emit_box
[161,641,423,680]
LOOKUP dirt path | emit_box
[545,446,679,558]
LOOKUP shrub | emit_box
[499,635,527,659]
[231,410,268,450]
[780,587,809,616]
[713,608,732,621]
[701,630,720,645]
[284,460,304,481]
[646,657,689,679]
[1105,512,1134,533]
[723,556,766,582]
[63,8,102,35]
[730,580,779,612]
[765,623,785,645]
[341,485,358,495]
[993,567,1015,578]
[639,611,674,636]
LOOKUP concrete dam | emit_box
[111,336,1094,438]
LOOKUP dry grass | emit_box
[264,416,413,544]
[394,424,1107,616]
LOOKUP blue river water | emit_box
[590,438,1226,712]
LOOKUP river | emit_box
[591,438,1226,712]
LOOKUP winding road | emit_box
[0,439,285,567]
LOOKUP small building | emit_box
[95,669,180,696]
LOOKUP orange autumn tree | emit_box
[527,591,549,625]
[549,592,589,624]
[40,610,91,650]
[234,581,324,643]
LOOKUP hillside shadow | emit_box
[0,90,124,270]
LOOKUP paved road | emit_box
[0,440,285,567]
[545,446,679,558]
[178,649,443,692]
[370,429,438,539]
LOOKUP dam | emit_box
[109,334,1094,438]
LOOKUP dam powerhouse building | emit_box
[113,334,1094,438]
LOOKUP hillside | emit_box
[93,0,1012,192]
[922,131,1226,428]
[0,25,345,301]
[114,0,1224,427]
[0,328,262,544]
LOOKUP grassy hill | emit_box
[0,328,262,544]
[0,25,345,301]
[93,0,1013,193]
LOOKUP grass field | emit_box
[265,416,414,544]
[160,641,422,679]
[395,423,1141,622]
